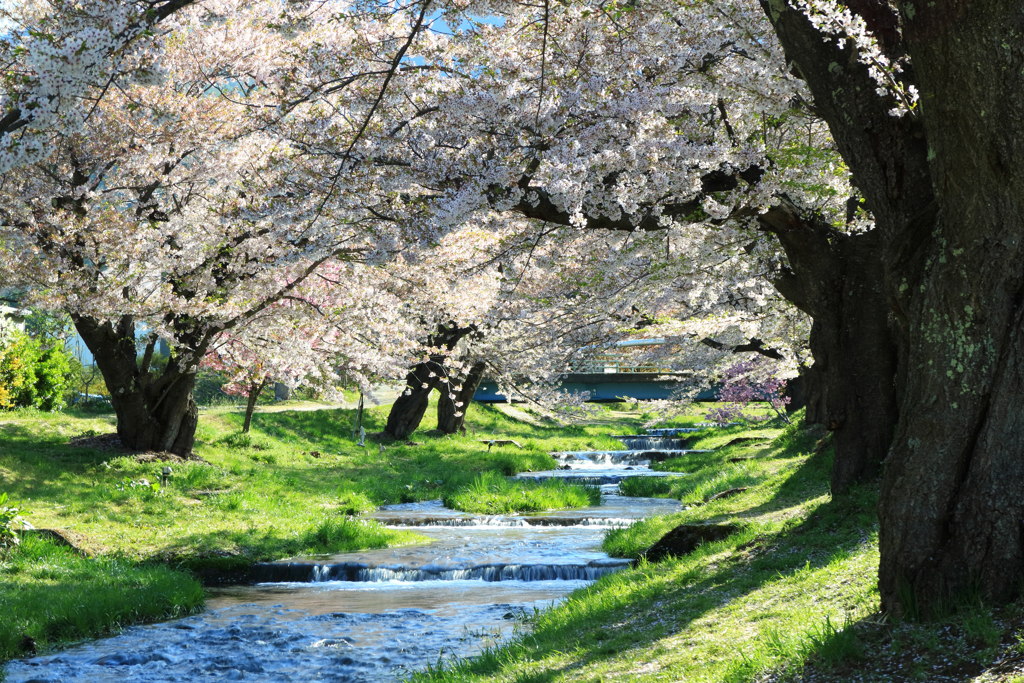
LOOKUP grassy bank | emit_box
[444,472,601,515]
[0,400,622,572]
[0,399,631,665]
[411,414,1024,683]
[0,534,204,661]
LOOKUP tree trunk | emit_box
[384,322,480,439]
[764,208,899,493]
[874,0,1024,614]
[786,364,826,423]
[763,0,1024,612]
[242,379,269,434]
[437,360,487,434]
[73,314,202,456]
[384,360,442,439]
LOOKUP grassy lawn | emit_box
[0,400,626,570]
[0,534,204,662]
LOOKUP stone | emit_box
[642,523,740,562]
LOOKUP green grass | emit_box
[0,400,641,568]
[0,400,643,665]
[7,402,1023,681]
[443,472,600,515]
[0,534,204,661]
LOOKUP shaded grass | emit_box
[443,472,600,515]
[0,534,204,661]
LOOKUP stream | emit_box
[6,435,697,683]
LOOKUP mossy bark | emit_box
[765,0,1024,612]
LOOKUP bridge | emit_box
[474,339,718,403]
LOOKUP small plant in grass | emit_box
[220,431,271,451]
[0,493,30,547]
[805,614,863,666]
[176,462,227,492]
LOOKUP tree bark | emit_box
[242,378,269,434]
[437,360,487,434]
[873,0,1024,614]
[384,322,479,439]
[763,0,1024,612]
[764,207,899,493]
[73,314,202,456]
[793,364,826,424]
[384,359,444,439]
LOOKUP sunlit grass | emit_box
[0,400,642,568]
[0,534,204,661]
[443,471,600,514]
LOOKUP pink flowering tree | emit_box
[705,358,791,425]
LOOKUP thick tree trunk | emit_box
[765,208,899,493]
[384,360,442,439]
[874,0,1024,614]
[437,360,487,434]
[73,314,202,456]
[764,0,1024,612]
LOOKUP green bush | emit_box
[0,333,37,409]
[0,331,75,411]
[34,345,74,410]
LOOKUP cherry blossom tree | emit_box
[3,0,1015,616]
[704,357,792,424]
[0,0,441,454]
[332,0,870,481]
[0,0,198,173]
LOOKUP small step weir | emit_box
[255,558,632,584]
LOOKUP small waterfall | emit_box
[515,473,638,485]
[616,436,688,450]
[645,428,703,436]
[379,516,636,528]
[554,450,650,466]
[252,559,633,584]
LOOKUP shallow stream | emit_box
[6,436,688,683]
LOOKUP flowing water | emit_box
[5,431,693,683]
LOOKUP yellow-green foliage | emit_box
[0,332,75,411]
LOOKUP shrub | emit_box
[0,333,37,410]
[0,330,75,411]
[34,345,74,410]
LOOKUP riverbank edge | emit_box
[409,418,1024,683]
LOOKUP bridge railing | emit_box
[570,353,676,374]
